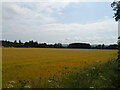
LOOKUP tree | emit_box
[14,40,17,44]
[111,1,120,61]
[68,43,91,49]
[19,40,22,44]
[106,44,118,49]
[14,40,18,47]
[111,1,120,21]
[18,40,23,47]
[54,43,63,48]
[102,44,105,49]
[118,36,120,60]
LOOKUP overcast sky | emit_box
[2,0,118,44]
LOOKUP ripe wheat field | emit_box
[2,48,117,87]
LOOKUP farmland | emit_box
[2,48,117,88]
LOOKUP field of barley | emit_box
[2,48,117,88]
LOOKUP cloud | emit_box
[2,2,118,44]
[0,2,2,40]
[2,0,114,2]
[34,19,117,44]
[2,2,61,24]
[3,17,118,44]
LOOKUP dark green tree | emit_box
[14,40,18,47]
[111,1,120,21]
[54,43,63,48]
[18,40,23,47]
[102,44,105,49]
[111,1,120,61]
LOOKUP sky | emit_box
[1,0,119,44]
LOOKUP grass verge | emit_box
[47,59,120,88]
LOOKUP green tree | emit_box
[102,44,105,49]
[111,1,120,61]
[111,1,120,21]
[18,40,23,47]
[54,43,63,48]
[14,40,18,47]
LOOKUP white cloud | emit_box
[0,2,2,40]
[2,2,118,44]
[2,0,114,2]
[33,19,117,44]
[2,2,59,24]
[3,17,118,44]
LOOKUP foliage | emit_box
[68,43,91,49]
[111,0,120,21]
[1,40,118,49]
[111,1,120,61]
[47,60,119,88]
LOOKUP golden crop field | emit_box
[2,48,117,87]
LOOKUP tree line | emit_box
[111,1,120,61]
[0,40,118,49]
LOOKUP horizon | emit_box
[1,39,117,45]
